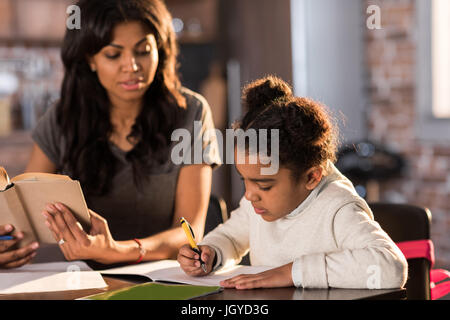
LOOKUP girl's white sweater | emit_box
[200,163,408,289]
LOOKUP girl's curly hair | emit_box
[236,75,339,181]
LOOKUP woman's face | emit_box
[235,150,322,222]
[88,21,159,107]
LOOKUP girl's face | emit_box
[235,152,323,222]
[88,21,159,107]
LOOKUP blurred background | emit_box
[0,0,448,269]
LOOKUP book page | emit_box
[13,179,91,244]
[100,260,272,286]
[100,260,180,280]
[151,264,273,287]
[0,261,107,294]
[11,172,71,182]
[3,261,93,273]
[0,166,11,190]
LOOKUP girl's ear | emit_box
[305,166,323,190]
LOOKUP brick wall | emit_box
[365,0,450,268]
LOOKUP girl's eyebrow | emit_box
[107,37,150,49]
[235,168,275,183]
[248,178,276,183]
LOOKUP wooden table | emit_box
[0,246,406,300]
[0,275,406,300]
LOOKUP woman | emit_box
[1,0,220,268]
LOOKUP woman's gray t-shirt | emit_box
[31,88,221,241]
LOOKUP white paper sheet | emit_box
[100,260,272,286]
[1,261,93,273]
[0,261,107,294]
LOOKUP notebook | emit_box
[81,282,222,300]
[99,259,272,287]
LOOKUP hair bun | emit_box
[242,75,293,111]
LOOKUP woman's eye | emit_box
[135,44,152,56]
[105,53,120,59]
[135,50,151,56]
[259,186,272,191]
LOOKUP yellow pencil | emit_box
[180,217,207,273]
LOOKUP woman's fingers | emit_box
[0,231,24,253]
[0,223,38,267]
[0,224,14,236]
[0,238,18,252]
[2,251,37,269]
[42,205,116,263]
[0,224,17,252]
[54,203,89,243]
[44,204,76,243]
[43,217,71,258]
[0,242,39,267]
[88,209,109,236]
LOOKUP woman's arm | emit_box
[25,143,57,173]
[83,163,213,263]
[117,164,213,261]
[42,163,213,264]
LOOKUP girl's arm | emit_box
[293,204,408,289]
[220,203,408,290]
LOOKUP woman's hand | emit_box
[0,224,39,269]
[42,202,119,264]
[220,263,294,289]
[177,244,216,276]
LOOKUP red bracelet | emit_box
[131,238,146,264]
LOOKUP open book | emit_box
[100,260,272,287]
[0,167,91,247]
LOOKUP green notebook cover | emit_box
[82,282,222,300]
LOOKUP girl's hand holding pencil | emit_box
[177,244,216,276]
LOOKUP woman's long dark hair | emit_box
[57,0,186,196]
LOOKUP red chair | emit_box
[369,203,450,300]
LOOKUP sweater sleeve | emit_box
[293,203,408,289]
[199,197,250,269]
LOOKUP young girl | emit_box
[177,76,408,289]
